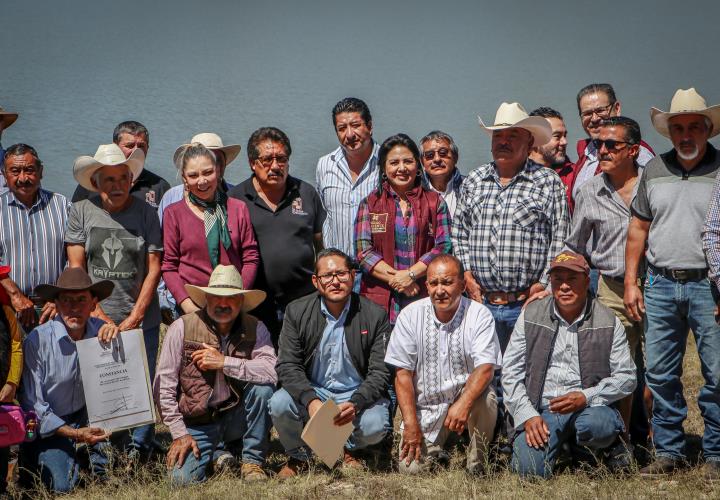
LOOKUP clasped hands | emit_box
[387,269,419,297]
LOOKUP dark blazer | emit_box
[276,291,391,412]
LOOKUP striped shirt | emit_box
[565,171,640,279]
[316,143,380,259]
[451,160,569,292]
[0,189,70,296]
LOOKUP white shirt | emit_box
[385,296,501,442]
[428,181,458,219]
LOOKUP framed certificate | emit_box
[76,329,157,432]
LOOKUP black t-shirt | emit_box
[71,168,171,210]
[228,176,325,308]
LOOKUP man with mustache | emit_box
[154,265,276,484]
[386,254,500,475]
[419,130,464,218]
[503,251,636,479]
[0,144,70,331]
[627,88,720,478]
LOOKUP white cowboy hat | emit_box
[73,144,145,192]
[0,106,18,130]
[478,102,552,146]
[650,88,720,139]
[173,132,241,169]
[185,265,266,311]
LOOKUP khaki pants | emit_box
[398,387,497,474]
[597,275,643,358]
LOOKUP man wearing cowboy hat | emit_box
[626,88,720,478]
[18,267,120,494]
[154,264,276,484]
[71,121,171,210]
[65,143,163,459]
[229,127,326,347]
[0,105,19,194]
[451,101,570,442]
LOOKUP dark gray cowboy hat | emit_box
[35,267,114,302]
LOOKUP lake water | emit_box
[2,0,719,198]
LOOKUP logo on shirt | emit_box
[102,232,125,269]
[89,228,140,280]
[361,329,368,336]
[369,213,388,233]
[145,191,157,207]
[291,197,308,215]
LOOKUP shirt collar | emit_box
[320,297,351,323]
[483,159,537,183]
[665,143,718,172]
[50,316,100,343]
[432,296,468,330]
[552,300,590,327]
[6,188,49,210]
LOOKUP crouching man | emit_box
[386,254,500,475]
[19,268,119,494]
[269,249,392,478]
[503,251,636,479]
[154,265,276,485]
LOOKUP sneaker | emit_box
[277,458,309,479]
[639,456,682,477]
[703,461,720,481]
[214,451,238,474]
[241,462,267,482]
[342,449,365,470]
[606,441,634,473]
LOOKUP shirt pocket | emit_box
[512,201,543,229]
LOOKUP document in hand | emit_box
[300,399,354,467]
[76,329,156,432]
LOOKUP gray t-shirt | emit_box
[65,197,163,327]
[631,145,720,269]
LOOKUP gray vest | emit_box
[523,296,616,410]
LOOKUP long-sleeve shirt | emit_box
[502,304,636,429]
[452,160,569,291]
[161,197,259,306]
[154,316,277,440]
[2,305,22,387]
[20,317,106,437]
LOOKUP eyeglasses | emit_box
[315,270,352,285]
[422,148,452,161]
[580,103,614,120]
[591,139,633,151]
[255,155,289,168]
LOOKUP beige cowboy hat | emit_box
[173,133,241,169]
[35,267,114,302]
[73,144,145,192]
[478,102,552,146]
[0,106,18,129]
[185,265,266,311]
[650,88,720,139]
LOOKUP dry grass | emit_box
[11,335,720,499]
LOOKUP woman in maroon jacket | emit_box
[162,143,260,314]
[354,134,452,324]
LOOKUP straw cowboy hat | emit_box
[0,106,18,130]
[73,144,145,192]
[478,102,552,146]
[185,265,266,311]
[173,133,242,169]
[650,88,720,139]
[35,267,114,302]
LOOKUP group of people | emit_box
[1,83,720,493]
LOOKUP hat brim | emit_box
[478,116,552,146]
[184,284,266,312]
[650,105,720,139]
[35,279,114,302]
[0,113,18,129]
[172,144,242,170]
[73,148,145,192]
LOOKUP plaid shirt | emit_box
[356,190,452,323]
[452,160,569,292]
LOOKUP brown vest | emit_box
[177,310,258,422]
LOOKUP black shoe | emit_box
[606,440,634,473]
[703,461,720,481]
[639,456,682,477]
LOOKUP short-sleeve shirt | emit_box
[631,145,720,269]
[228,176,325,307]
[65,198,163,327]
[71,168,170,210]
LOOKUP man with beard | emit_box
[627,88,720,478]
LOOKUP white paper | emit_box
[300,399,354,467]
[76,329,156,432]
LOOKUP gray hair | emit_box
[419,130,459,161]
[91,165,134,187]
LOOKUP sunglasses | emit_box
[591,139,633,151]
[422,148,452,161]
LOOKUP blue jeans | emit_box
[127,325,160,458]
[169,383,274,486]
[268,387,391,461]
[643,269,720,461]
[512,406,624,478]
[19,409,114,494]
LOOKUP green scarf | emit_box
[188,189,231,268]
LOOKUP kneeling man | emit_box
[386,254,500,475]
[154,265,276,484]
[269,249,392,477]
[503,252,636,479]
[19,268,118,494]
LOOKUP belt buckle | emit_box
[488,293,507,305]
[671,269,688,281]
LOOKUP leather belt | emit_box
[485,288,530,305]
[649,265,708,282]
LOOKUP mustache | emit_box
[495,145,512,153]
[213,306,232,315]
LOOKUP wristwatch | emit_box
[408,270,417,282]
